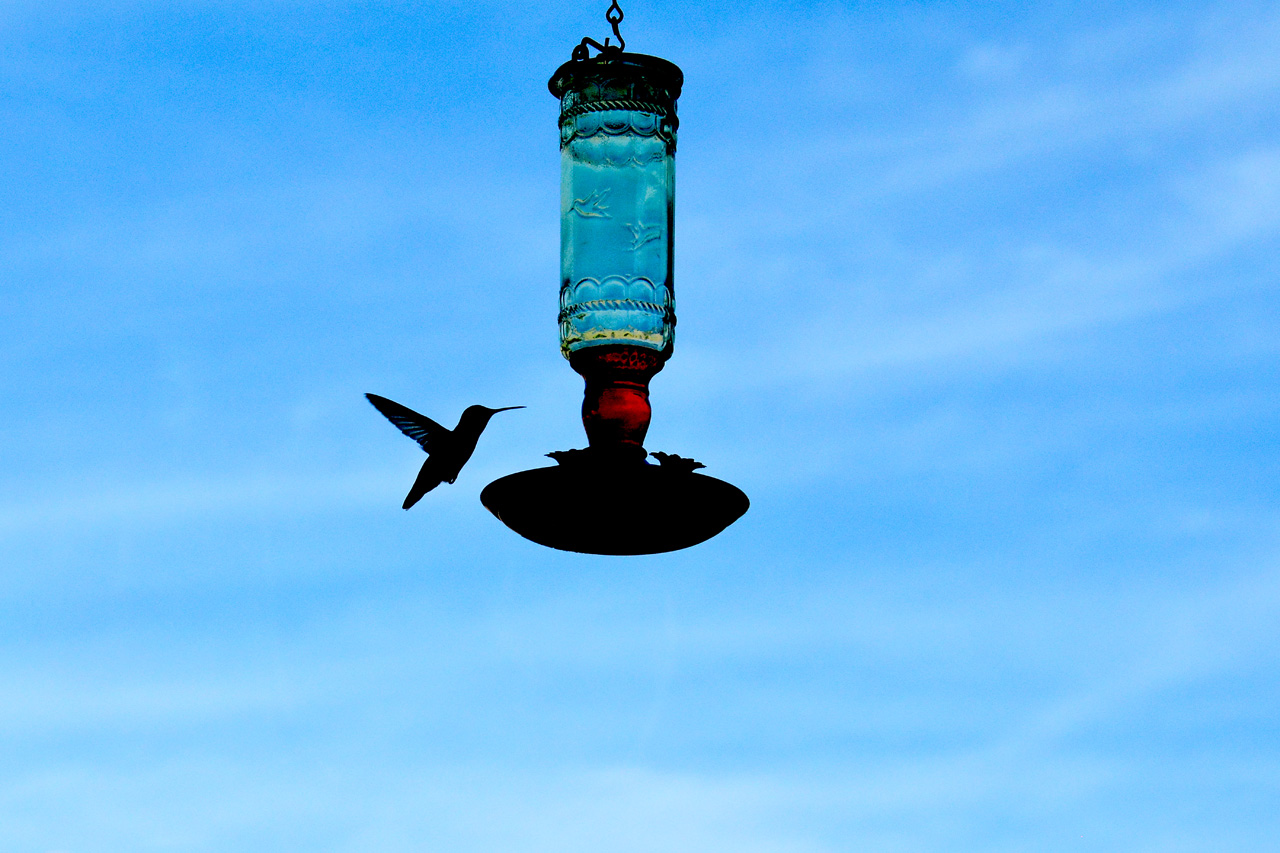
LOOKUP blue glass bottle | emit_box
[551,54,682,361]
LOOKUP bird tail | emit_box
[403,457,445,509]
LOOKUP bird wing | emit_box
[366,393,450,452]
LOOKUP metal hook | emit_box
[606,0,625,52]
[571,0,626,60]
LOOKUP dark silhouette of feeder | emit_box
[482,6,748,555]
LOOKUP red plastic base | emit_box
[482,343,747,554]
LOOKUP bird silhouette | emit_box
[366,393,524,509]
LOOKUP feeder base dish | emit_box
[481,458,748,555]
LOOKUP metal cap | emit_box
[549,52,684,101]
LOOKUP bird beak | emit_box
[490,406,525,413]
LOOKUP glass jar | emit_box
[551,53,682,360]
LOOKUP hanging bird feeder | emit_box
[481,1,748,555]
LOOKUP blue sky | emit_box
[3,0,1279,850]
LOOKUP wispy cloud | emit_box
[3,553,1277,850]
[0,465,404,540]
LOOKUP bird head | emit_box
[459,404,525,431]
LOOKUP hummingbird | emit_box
[365,393,524,509]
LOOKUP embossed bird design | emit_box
[626,221,663,249]
[568,188,611,218]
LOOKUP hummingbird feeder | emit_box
[481,1,749,555]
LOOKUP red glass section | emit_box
[570,345,665,453]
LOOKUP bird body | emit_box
[366,394,523,509]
